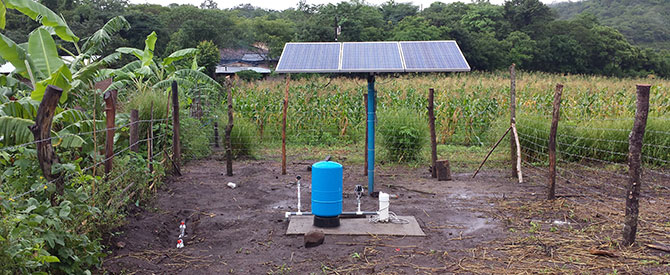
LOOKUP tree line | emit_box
[5,0,670,78]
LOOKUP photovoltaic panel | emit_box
[399,41,470,72]
[341,42,404,72]
[275,41,470,73]
[275,43,341,73]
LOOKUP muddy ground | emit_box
[101,151,670,274]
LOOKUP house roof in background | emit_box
[0,63,15,74]
[215,65,272,74]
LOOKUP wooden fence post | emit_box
[548,84,563,200]
[225,81,234,176]
[364,93,368,176]
[172,81,181,174]
[623,84,651,246]
[130,109,139,153]
[30,85,64,206]
[104,89,117,176]
[510,64,518,178]
[428,88,438,178]
[148,103,154,173]
[214,121,220,148]
[281,74,290,175]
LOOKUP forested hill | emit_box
[552,0,670,50]
[3,0,670,77]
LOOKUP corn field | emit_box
[233,71,670,148]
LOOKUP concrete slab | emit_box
[286,216,425,236]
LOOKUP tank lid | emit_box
[312,161,342,169]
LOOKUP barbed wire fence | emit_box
[516,83,670,247]
[0,82,213,215]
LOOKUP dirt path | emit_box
[101,155,536,274]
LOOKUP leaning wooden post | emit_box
[281,74,290,175]
[103,89,117,176]
[130,109,139,153]
[428,88,438,178]
[623,84,651,246]
[29,85,65,206]
[171,81,182,175]
[214,121,220,148]
[225,81,234,176]
[509,64,518,178]
[548,84,564,200]
[364,93,368,176]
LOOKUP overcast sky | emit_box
[127,0,571,11]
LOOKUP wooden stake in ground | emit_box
[281,74,290,175]
[364,93,368,176]
[148,102,154,173]
[130,109,139,153]
[509,64,518,178]
[428,88,438,178]
[622,84,651,246]
[225,80,234,176]
[171,81,181,175]
[547,84,564,199]
[214,122,219,148]
[103,89,117,176]
[511,123,523,183]
[473,126,512,179]
[29,85,65,206]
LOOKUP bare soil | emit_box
[101,152,670,274]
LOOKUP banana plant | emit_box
[0,1,127,148]
[107,31,222,98]
[0,0,130,104]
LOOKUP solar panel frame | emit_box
[275,40,471,73]
[340,42,404,73]
[399,41,471,72]
[275,42,342,73]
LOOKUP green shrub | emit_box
[378,108,429,162]
[219,114,258,158]
[236,70,262,82]
[124,89,169,144]
[180,115,212,161]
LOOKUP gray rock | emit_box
[304,230,325,248]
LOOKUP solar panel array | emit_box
[276,40,470,73]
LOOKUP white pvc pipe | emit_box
[297,178,302,214]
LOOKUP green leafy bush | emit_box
[218,114,258,158]
[180,115,213,161]
[0,194,104,274]
[124,89,170,143]
[236,70,263,82]
[378,108,429,162]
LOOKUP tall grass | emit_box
[517,115,670,166]
[378,108,429,162]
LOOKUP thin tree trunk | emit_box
[548,84,563,200]
[29,85,64,206]
[104,90,117,176]
[509,64,518,178]
[428,88,437,178]
[225,81,234,176]
[622,84,651,246]
[281,74,290,175]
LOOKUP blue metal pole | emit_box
[367,74,375,195]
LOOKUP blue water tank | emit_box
[311,161,343,217]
